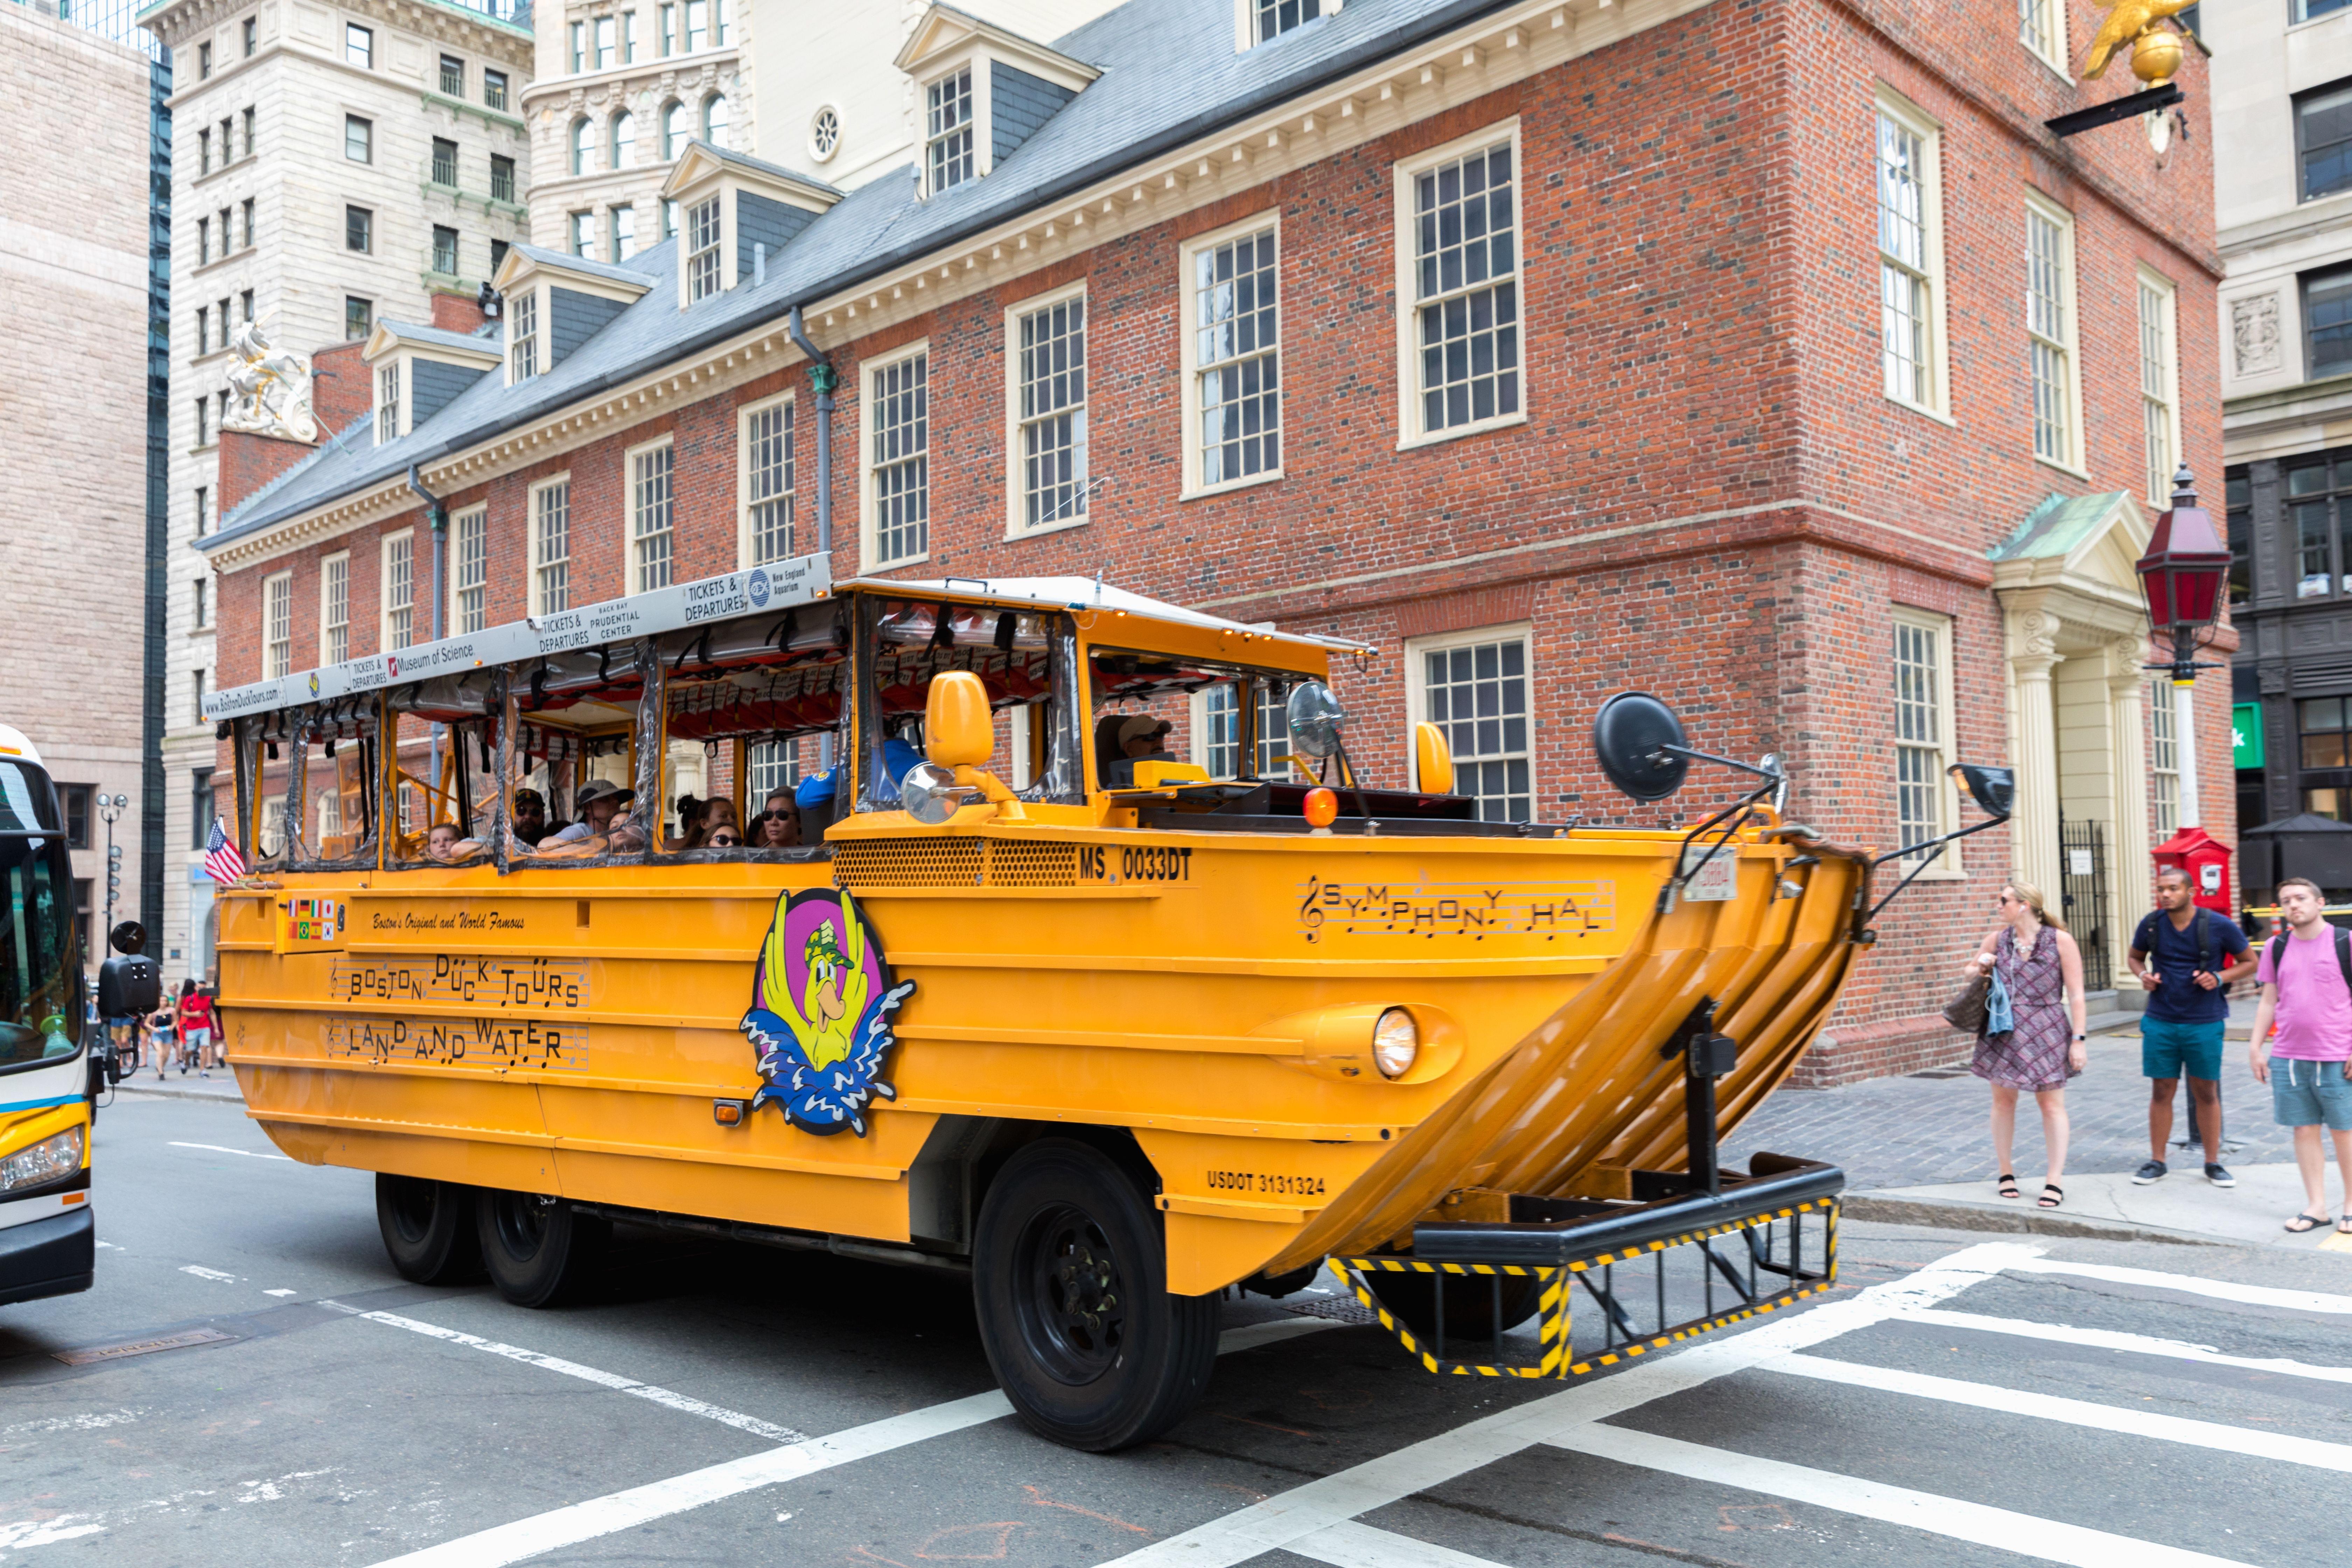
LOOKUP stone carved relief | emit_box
[2010,610,2061,666]
[2231,294,2282,378]
[223,317,318,445]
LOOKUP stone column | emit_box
[2109,642,2154,935]
[2004,604,2064,902]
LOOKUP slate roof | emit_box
[376,318,502,353]
[207,0,1522,550]
[508,242,659,289]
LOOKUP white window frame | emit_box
[1237,0,1325,49]
[381,528,415,651]
[531,475,572,615]
[1393,119,1527,451]
[1875,88,1952,422]
[611,203,636,261]
[737,393,796,567]
[2138,267,2181,509]
[628,436,676,593]
[1403,622,1535,821]
[862,340,931,570]
[344,21,372,68]
[685,193,723,302]
[450,504,489,634]
[2025,190,2086,477]
[320,550,350,665]
[1180,210,1284,499]
[376,358,404,443]
[2017,0,2070,78]
[1891,607,1964,876]
[1187,680,1298,780]
[924,64,977,196]
[2149,677,2180,843]
[507,285,539,384]
[263,570,293,679]
[1004,279,1090,538]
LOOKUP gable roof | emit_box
[205,0,1533,553]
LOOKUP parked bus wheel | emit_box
[972,1139,1220,1452]
[1375,1269,1542,1342]
[374,1174,481,1284]
[476,1190,610,1308]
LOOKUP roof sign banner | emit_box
[204,554,832,724]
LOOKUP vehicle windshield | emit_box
[0,760,80,1070]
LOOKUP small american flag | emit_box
[202,817,246,883]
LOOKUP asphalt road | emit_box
[5,1094,2351,1568]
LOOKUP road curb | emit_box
[110,1082,245,1106]
[1842,1192,2228,1248]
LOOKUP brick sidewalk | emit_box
[1725,1015,2301,1192]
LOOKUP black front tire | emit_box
[376,1174,482,1284]
[973,1139,1219,1452]
[476,1189,609,1307]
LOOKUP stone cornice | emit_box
[143,0,530,63]
[517,49,740,113]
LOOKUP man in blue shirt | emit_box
[2127,866,2257,1187]
[795,734,924,815]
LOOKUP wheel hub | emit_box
[1022,1204,1127,1382]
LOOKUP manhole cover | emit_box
[54,1328,235,1366]
[1280,1293,1379,1326]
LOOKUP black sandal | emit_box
[2037,1184,2064,1210]
[2286,1212,2328,1233]
[1997,1174,2021,1200]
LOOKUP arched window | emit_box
[611,110,636,170]
[569,116,591,176]
[702,93,729,150]
[662,100,685,160]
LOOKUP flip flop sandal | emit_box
[1996,1174,2021,1200]
[2338,1216,2352,1235]
[2038,1184,2064,1209]
[2285,1212,2328,1233]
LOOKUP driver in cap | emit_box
[1099,715,1173,789]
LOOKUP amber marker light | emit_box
[713,1100,746,1126]
[1303,787,1338,830]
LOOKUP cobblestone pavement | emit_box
[1726,1007,2303,1192]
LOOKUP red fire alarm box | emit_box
[2154,826,2233,916]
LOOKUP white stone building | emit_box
[141,0,535,983]
[0,3,154,977]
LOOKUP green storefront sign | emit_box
[2234,702,2265,770]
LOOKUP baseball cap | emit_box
[1116,716,1172,749]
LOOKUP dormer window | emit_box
[1250,0,1326,45]
[377,363,402,443]
[509,289,538,381]
[686,195,723,301]
[926,69,975,192]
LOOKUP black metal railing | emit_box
[2058,816,2113,990]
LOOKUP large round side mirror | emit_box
[110,920,146,956]
[1592,692,1691,802]
[1285,682,1348,759]
[901,762,966,827]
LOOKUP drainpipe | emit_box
[786,304,834,560]
[406,464,449,792]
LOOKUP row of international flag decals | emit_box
[1330,1197,1839,1379]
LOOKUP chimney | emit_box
[430,292,489,336]
[310,339,371,438]
[217,427,317,517]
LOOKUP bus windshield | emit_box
[0,760,80,1070]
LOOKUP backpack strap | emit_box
[2337,926,2352,994]
[2271,931,2289,986]
[2192,907,2213,975]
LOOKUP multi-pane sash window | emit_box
[686,196,722,301]
[570,117,591,176]
[346,204,372,252]
[749,740,799,799]
[623,11,638,62]
[345,114,371,163]
[322,553,349,665]
[199,126,211,175]
[264,574,292,679]
[490,155,516,203]
[2299,83,2352,203]
[453,507,487,633]
[568,19,583,71]
[433,225,459,275]
[345,22,372,67]
[431,137,458,187]
[240,198,254,247]
[871,352,929,565]
[1412,139,1519,433]
[1018,295,1087,527]
[377,363,400,443]
[706,93,732,150]
[2026,202,2077,468]
[659,2,675,55]
[2227,471,2252,608]
[684,0,707,49]
[2150,681,2180,841]
[509,288,538,381]
[663,102,685,160]
[569,211,592,256]
[346,296,371,340]
[242,106,254,158]
[610,205,635,261]
[1422,636,1531,821]
[194,485,208,533]
[385,533,414,649]
[1876,111,1935,407]
[927,68,974,192]
[2287,458,2352,599]
[744,400,795,563]
[2017,0,2062,64]
[594,15,614,68]
[2140,278,2175,507]
[1194,225,1280,488]
[632,443,675,593]
[1893,616,1949,859]
[484,70,508,112]
[439,54,463,96]
[613,111,636,169]
[198,217,210,265]
[1199,683,1295,779]
[534,480,570,613]
[1255,0,1323,43]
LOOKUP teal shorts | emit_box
[2141,1016,2225,1082]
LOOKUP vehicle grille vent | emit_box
[985,841,1078,888]
[833,838,985,888]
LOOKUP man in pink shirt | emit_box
[2247,877,2352,1235]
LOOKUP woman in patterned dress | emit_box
[1963,882,2088,1209]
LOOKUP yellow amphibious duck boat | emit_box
[204,565,2011,1449]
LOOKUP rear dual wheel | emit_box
[375,1174,481,1284]
[477,1189,610,1308]
[973,1139,1221,1452]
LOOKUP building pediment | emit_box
[490,244,656,307]
[894,3,1101,93]
[659,140,843,214]
[362,319,503,371]
[1989,490,2152,629]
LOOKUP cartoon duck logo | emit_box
[738,888,915,1135]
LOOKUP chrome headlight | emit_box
[1372,1008,1419,1079]
[0,1127,84,1194]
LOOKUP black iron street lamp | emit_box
[2136,465,2231,687]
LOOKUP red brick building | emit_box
[202,0,2225,1083]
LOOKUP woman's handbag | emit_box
[1942,972,1990,1034]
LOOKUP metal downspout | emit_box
[786,305,837,771]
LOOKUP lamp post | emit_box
[96,792,130,943]
[2135,465,2232,688]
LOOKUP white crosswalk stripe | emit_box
[2006,1256,2352,1314]
[1286,1520,1512,1568]
[1900,1306,2352,1385]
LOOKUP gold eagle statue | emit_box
[2081,0,2191,80]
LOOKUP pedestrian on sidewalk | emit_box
[2246,877,2352,1235]
[2127,867,2255,1189]
[177,979,216,1079]
[1965,881,2089,1210]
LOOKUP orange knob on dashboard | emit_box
[1303,787,1338,829]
